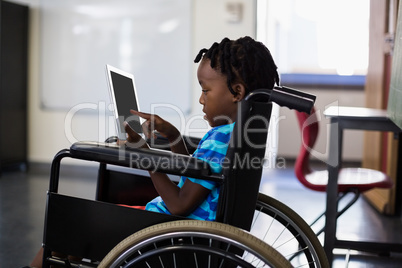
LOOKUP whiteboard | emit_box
[388,1,402,130]
[40,0,192,115]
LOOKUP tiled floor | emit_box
[0,161,401,267]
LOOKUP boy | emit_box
[28,36,279,267]
[123,36,279,220]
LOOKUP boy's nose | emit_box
[199,94,204,105]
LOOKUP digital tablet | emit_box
[105,64,144,140]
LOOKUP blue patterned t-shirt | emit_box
[145,123,234,221]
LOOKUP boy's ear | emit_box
[232,83,246,102]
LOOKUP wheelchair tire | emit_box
[99,220,292,268]
[251,193,329,268]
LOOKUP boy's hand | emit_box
[130,110,180,142]
[122,121,149,149]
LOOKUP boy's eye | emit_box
[202,89,208,94]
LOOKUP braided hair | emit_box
[194,36,280,96]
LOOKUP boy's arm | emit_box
[164,128,189,155]
[149,171,210,216]
[125,120,208,215]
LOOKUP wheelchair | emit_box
[41,87,329,267]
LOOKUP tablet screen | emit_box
[106,65,143,139]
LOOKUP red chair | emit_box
[294,107,393,236]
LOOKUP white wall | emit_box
[191,0,257,110]
[12,0,257,163]
[277,88,365,161]
[10,0,365,163]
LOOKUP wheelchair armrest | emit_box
[70,141,219,181]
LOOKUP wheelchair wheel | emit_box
[251,193,329,268]
[99,220,292,268]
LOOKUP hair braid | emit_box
[194,36,279,96]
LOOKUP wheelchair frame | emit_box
[41,87,322,267]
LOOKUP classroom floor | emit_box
[0,161,401,267]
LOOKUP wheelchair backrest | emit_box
[216,93,273,231]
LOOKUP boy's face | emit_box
[197,59,243,127]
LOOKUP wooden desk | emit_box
[323,106,402,264]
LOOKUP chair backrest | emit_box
[295,107,323,191]
[217,93,273,231]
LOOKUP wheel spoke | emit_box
[100,220,293,268]
[250,194,329,267]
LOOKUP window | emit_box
[258,0,369,88]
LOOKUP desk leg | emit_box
[324,118,342,265]
[396,133,402,216]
